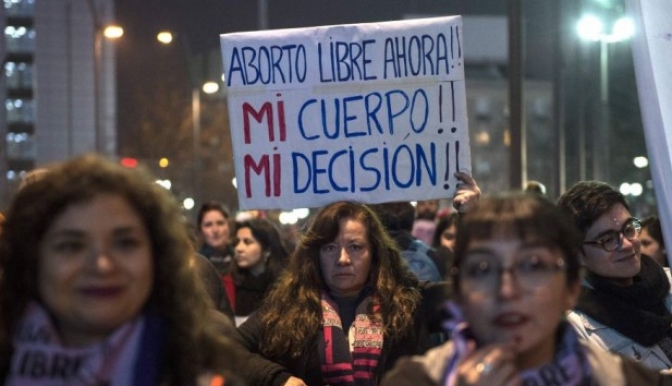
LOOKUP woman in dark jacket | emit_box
[558,181,672,371]
[226,218,288,325]
[233,201,447,386]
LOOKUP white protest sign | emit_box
[626,0,672,265]
[220,16,470,210]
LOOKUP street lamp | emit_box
[155,31,226,209]
[576,15,634,182]
[85,0,122,155]
[157,31,173,44]
[104,25,124,39]
[192,81,221,205]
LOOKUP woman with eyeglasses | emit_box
[557,180,672,372]
[382,193,670,386]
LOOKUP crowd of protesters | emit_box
[1,153,671,386]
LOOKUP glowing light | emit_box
[611,17,635,42]
[155,179,172,190]
[159,157,170,168]
[293,208,310,219]
[183,197,195,210]
[619,183,631,195]
[577,15,604,42]
[120,157,138,168]
[103,25,124,39]
[279,212,298,225]
[157,31,173,44]
[202,81,219,94]
[577,15,634,43]
[633,156,648,168]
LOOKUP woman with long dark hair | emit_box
[226,218,288,325]
[233,201,444,386]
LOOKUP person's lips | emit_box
[78,286,123,298]
[615,253,638,263]
[492,312,530,328]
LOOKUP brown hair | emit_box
[259,201,421,358]
[0,154,234,384]
[452,193,581,294]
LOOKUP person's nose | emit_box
[90,246,114,272]
[235,242,244,253]
[497,268,522,299]
[337,248,352,266]
[619,233,636,251]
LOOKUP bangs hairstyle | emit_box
[451,193,581,294]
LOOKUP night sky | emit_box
[116,0,509,56]
[114,0,512,156]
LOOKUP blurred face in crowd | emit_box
[581,204,641,286]
[320,218,372,297]
[200,210,230,251]
[440,224,457,251]
[458,232,579,370]
[38,194,153,346]
[234,227,266,274]
[416,200,439,220]
[640,228,666,266]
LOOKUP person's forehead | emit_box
[585,204,632,236]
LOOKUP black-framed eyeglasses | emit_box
[582,217,642,252]
[458,256,566,293]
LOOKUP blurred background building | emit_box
[1,0,118,204]
[1,0,655,219]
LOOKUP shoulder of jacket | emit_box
[407,341,455,383]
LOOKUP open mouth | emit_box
[493,312,530,329]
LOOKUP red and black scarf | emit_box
[318,293,384,386]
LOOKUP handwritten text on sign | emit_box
[220,16,470,210]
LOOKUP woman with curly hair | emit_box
[0,154,235,386]
[234,201,446,386]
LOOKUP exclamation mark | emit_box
[457,26,462,59]
[450,27,454,60]
[455,140,460,172]
[438,84,444,134]
[444,142,450,190]
[450,27,455,71]
[451,81,457,134]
